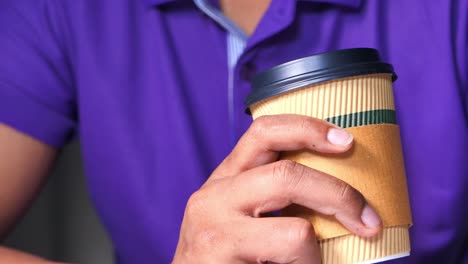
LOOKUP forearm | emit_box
[0,246,65,263]
[0,125,59,263]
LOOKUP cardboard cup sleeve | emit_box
[250,74,412,264]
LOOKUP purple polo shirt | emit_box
[1,0,467,263]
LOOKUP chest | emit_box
[71,0,458,170]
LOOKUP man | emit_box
[0,0,466,263]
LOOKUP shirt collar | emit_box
[144,0,362,9]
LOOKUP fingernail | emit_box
[327,128,353,146]
[361,204,381,228]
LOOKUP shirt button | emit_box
[240,63,257,81]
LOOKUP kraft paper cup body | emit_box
[246,49,412,264]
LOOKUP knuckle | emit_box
[183,191,226,254]
[196,229,222,248]
[300,117,327,135]
[273,160,297,181]
[272,160,307,191]
[187,228,225,259]
[288,218,315,249]
[298,118,329,150]
[180,183,233,260]
[299,117,314,131]
[186,190,209,216]
[249,116,271,138]
[334,181,364,208]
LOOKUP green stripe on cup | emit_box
[325,109,397,128]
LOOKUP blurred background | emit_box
[4,141,114,264]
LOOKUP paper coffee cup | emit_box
[245,48,412,264]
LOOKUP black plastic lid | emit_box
[245,48,397,107]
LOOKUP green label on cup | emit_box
[325,109,397,128]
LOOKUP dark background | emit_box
[4,142,114,264]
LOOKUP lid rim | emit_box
[245,61,396,107]
[251,48,384,89]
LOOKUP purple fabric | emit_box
[0,0,467,263]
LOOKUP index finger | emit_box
[210,114,353,180]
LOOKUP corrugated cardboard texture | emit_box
[320,225,410,264]
[281,124,412,239]
[249,73,412,263]
[251,74,394,120]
